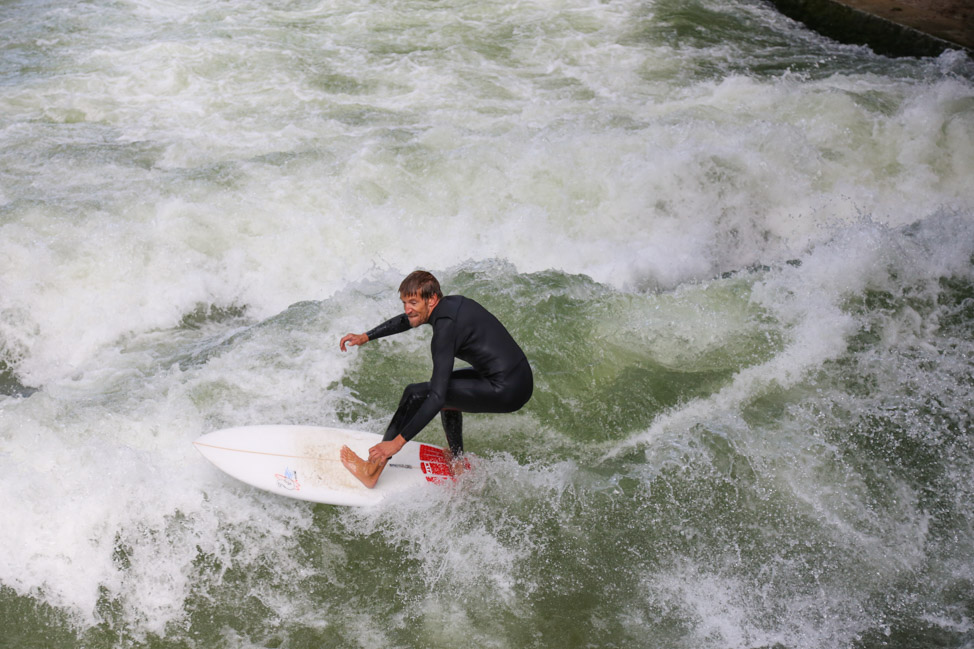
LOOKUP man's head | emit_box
[399,270,442,327]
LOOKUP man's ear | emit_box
[427,293,441,310]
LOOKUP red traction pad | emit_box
[419,445,453,483]
[419,444,471,483]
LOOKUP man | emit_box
[338,270,533,488]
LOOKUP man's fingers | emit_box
[340,333,367,351]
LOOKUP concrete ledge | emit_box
[767,0,973,57]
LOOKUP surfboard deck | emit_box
[193,425,459,507]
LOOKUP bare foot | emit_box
[340,445,386,488]
[444,450,470,477]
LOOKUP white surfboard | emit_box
[193,425,460,507]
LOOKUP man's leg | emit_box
[384,383,429,441]
[384,377,467,456]
[342,360,532,487]
[436,363,531,467]
[342,382,429,488]
[442,361,533,414]
[441,409,463,456]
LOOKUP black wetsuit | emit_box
[365,295,532,455]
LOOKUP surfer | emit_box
[338,270,533,488]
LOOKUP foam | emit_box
[636,559,870,649]
[5,48,974,384]
[611,211,974,456]
[2,0,974,642]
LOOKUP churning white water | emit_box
[1,0,973,646]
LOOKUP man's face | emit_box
[401,292,438,327]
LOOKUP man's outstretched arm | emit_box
[340,313,411,351]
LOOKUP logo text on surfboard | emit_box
[275,467,301,491]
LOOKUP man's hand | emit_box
[340,332,369,351]
[368,435,406,463]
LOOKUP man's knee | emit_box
[400,382,430,403]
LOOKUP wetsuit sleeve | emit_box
[395,317,457,442]
[365,314,410,341]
